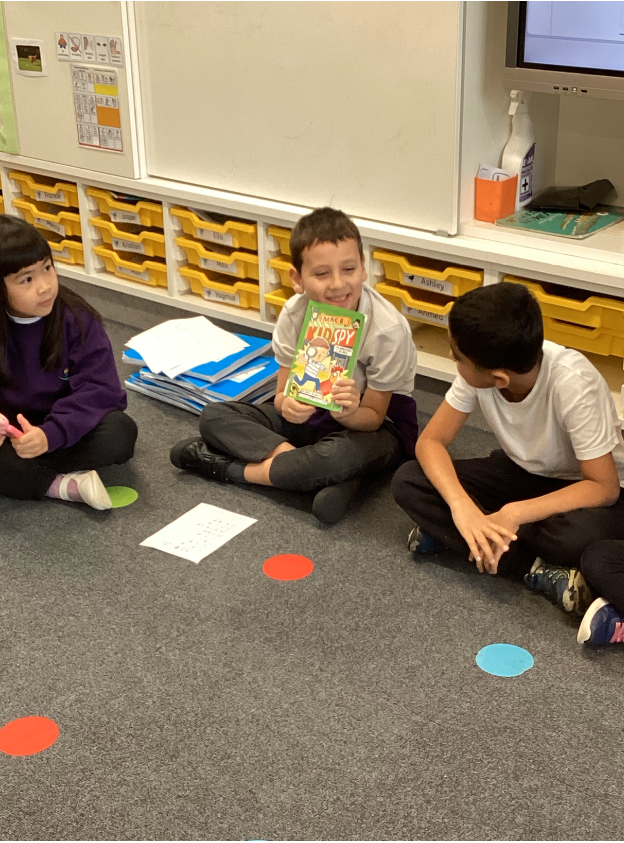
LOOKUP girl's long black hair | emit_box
[0,215,102,388]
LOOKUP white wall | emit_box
[136,1,464,234]
[556,97,624,201]
[2,0,138,177]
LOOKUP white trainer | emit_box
[59,470,112,510]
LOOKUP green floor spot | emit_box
[106,486,138,508]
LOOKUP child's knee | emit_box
[391,459,426,507]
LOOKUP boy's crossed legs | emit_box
[171,401,403,523]
[392,449,624,580]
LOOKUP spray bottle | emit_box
[501,90,535,210]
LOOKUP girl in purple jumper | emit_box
[0,215,137,509]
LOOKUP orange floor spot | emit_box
[0,716,60,756]
[263,553,314,581]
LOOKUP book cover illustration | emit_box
[284,300,366,412]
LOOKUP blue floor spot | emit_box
[476,643,534,677]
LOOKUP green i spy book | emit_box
[284,300,367,412]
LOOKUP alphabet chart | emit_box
[140,503,257,563]
[71,64,123,152]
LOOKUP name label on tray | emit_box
[112,236,145,254]
[119,266,150,282]
[35,188,66,204]
[403,272,452,296]
[35,216,65,236]
[54,247,71,260]
[202,288,240,305]
[198,227,234,247]
[110,208,141,225]
[402,303,449,326]
[200,256,237,274]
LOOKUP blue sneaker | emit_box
[578,598,624,644]
[407,525,439,555]
[524,558,593,616]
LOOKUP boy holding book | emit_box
[171,206,418,524]
[391,282,624,645]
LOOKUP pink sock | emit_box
[46,474,83,503]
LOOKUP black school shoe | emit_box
[170,436,233,482]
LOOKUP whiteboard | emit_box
[3,1,137,177]
[136,1,464,233]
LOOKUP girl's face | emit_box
[4,258,58,318]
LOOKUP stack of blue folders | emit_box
[123,332,279,415]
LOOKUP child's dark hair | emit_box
[290,207,364,273]
[0,215,102,388]
[448,282,543,374]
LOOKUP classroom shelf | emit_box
[176,236,260,280]
[94,245,168,288]
[13,198,82,238]
[179,265,260,309]
[87,187,164,228]
[10,170,79,207]
[90,216,167,258]
[171,207,258,250]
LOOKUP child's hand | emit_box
[11,414,49,458]
[330,378,361,418]
[280,396,316,425]
[451,499,517,574]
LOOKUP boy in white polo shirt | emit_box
[392,282,624,646]
[171,207,418,525]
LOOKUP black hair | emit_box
[0,214,103,388]
[290,207,364,273]
[448,281,543,374]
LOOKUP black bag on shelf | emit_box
[527,179,616,213]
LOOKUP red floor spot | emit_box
[263,553,314,581]
[0,716,60,756]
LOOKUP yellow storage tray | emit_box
[543,316,624,358]
[13,198,82,238]
[373,249,483,297]
[269,256,294,287]
[376,280,454,327]
[87,188,163,228]
[90,217,166,259]
[0,195,5,214]
[176,236,259,280]
[505,275,624,336]
[268,225,292,257]
[180,266,260,308]
[94,245,168,288]
[171,208,258,251]
[265,286,296,318]
[47,237,84,266]
[10,171,79,208]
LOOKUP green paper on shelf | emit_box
[106,486,138,508]
[496,205,624,239]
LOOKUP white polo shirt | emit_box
[446,340,624,484]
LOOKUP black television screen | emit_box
[518,1,624,76]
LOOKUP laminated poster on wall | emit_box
[71,64,123,152]
[10,38,46,76]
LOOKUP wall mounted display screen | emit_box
[519,1,624,75]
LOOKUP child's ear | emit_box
[290,266,304,294]
[492,370,511,390]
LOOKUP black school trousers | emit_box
[199,402,403,492]
[391,450,624,581]
[0,410,138,501]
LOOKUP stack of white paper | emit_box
[126,316,248,378]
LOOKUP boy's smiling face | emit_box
[290,238,366,312]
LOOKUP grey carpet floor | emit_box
[1,319,623,841]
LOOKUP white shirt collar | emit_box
[7,312,42,324]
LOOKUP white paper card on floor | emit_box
[126,317,248,378]
[140,502,257,563]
